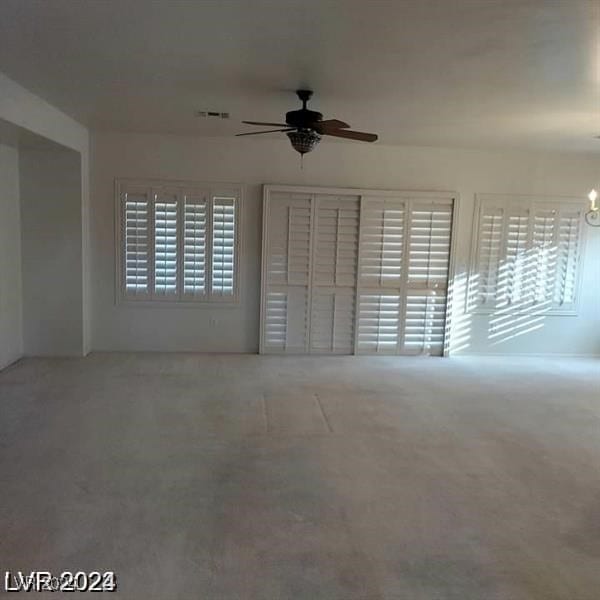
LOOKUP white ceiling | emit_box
[1,0,599,152]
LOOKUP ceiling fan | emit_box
[236,89,378,155]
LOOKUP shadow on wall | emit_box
[449,241,575,351]
[447,271,473,353]
[487,245,558,346]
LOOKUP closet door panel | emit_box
[262,193,313,353]
[309,195,360,354]
[402,200,453,356]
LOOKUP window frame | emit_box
[467,193,587,317]
[115,178,242,307]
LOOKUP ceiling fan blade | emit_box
[235,128,294,137]
[242,120,289,127]
[316,119,350,129]
[321,129,378,142]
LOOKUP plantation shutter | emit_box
[153,191,179,297]
[123,190,151,298]
[309,195,360,353]
[471,196,585,315]
[356,198,406,354]
[553,207,582,309]
[211,197,236,297]
[531,201,583,311]
[473,200,505,308]
[402,200,453,355]
[504,207,532,308]
[356,292,402,354]
[118,180,241,304]
[262,193,313,353]
[183,192,207,298]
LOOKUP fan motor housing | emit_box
[285,109,323,129]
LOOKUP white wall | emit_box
[0,71,91,355]
[0,142,23,368]
[20,148,84,356]
[91,131,600,355]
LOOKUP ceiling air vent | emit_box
[197,111,230,119]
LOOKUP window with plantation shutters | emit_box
[470,195,585,315]
[117,180,240,304]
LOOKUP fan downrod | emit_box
[296,89,313,109]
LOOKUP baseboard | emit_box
[0,354,24,372]
[450,351,600,358]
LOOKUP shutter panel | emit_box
[356,197,408,354]
[264,288,310,352]
[356,198,406,354]
[554,208,582,308]
[356,292,401,353]
[262,194,312,353]
[309,289,356,353]
[473,202,505,308]
[358,199,405,288]
[211,196,236,296]
[123,191,151,298]
[403,294,447,355]
[153,194,179,297]
[505,207,532,308]
[531,202,583,311]
[406,202,452,287]
[403,201,452,356]
[310,195,359,354]
[531,204,558,308]
[183,193,207,298]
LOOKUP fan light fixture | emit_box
[585,189,600,227]
[286,129,322,155]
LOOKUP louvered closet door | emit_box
[309,195,360,354]
[262,193,313,353]
[356,198,406,354]
[402,200,453,356]
[356,197,454,356]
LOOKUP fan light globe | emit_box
[287,129,321,155]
